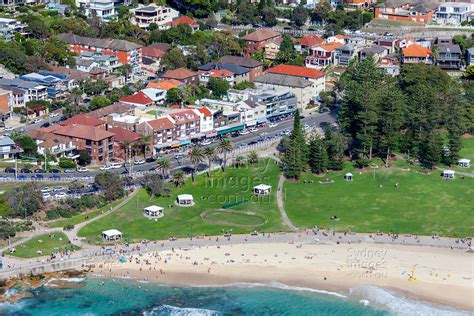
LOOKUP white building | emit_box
[0,18,28,42]
[435,2,473,26]
[130,4,179,29]
[142,88,167,104]
[76,0,115,19]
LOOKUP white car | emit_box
[249,127,258,133]
[110,162,122,169]
[54,192,67,199]
[100,165,112,171]
[134,159,145,165]
[34,118,41,124]
[239,129,250,135]
[201,139,212,146]
[77,167,88,172]
[53,186,65,192]
[268,123,277,128]
[50,113,59,118]
[40,187,50,193]
[4,126,13,132]
[42,192,52,199]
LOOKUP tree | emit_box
[0,221,15,240]
[7,183,43,218]
[156,158,171,178]
[217,138,233,171]
[144,174,168,197]
[11,133,37,156]
[276,34,299,65]
[94,172,124,201]
[203,146,217,176]
[59,158,76,169]
[208,77,230,98]
[419,131,443,169]
[325,126,345,170]
[233,81,255,90]
[262,6,278,26]
[77,150,92,166]
[283,110,307,179]
[247,151,259,164]
[166,88,185,104]
[172,170,186,187]
[161,48,187,70]
[188,147,205,182]
[234,155,245,168]
[312,0,332,25]
[90,96,111,110]
[291,5,308,28]
[444,132,462,166]
[308,133,328,174]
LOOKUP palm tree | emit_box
[217,138,233,171]
[140,135,152,159]
[247,151,259,164]
[203,146,217,177]
[234,155,245,168]
[156,158,170,178]
[172,171,185,187]
[188,147,205,182]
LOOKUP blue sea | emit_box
[1,278,470,316]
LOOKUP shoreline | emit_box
[87,241,474,313]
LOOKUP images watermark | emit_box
[345,248,388,279]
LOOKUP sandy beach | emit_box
[89,241,474,312]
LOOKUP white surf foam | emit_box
[348,285,472,316]
[143,305,220,316]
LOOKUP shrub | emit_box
[59,158,76,169]
[63,224,74,231]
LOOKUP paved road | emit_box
[0,111,336,182]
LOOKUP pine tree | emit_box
[419,131,443,169]
[328,131,345,170]
[445,131,462,166]
[308,133,328,174]
[284,110,308,179]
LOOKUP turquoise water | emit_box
[1,279,469,316]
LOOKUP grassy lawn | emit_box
[284,166,474,237]
[47,196,128,228]
[8,233,80,259]
[79,159,286,244]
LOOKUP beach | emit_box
[90,240,474,313]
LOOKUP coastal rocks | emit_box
[0,270,86,304]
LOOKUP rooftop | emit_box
[219,56,263,69]
[61,113,104,127]
[109,127,142,143]
[243,29,280,42]
[254,73,312,88]
[267,64,325,79]
[58,33,143,52]
[162,68,197,80]
[147,117,175,131]
[402,44,432,57]
[120,92,154,106]
[51,124,114,141]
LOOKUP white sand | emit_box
[91,242,474,312]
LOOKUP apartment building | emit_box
[130,4,179,29]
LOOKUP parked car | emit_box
[249,127,258,133]
[175,153,185,159]
[4,126,13,132]
[49,169,61,173]
[239,129,250,135]
[54,192,67,199]
[64,168,75,173]
[49,112,59,118]
[20,168,32,173]
[145,157,156,163]
[34,168,46,173]
[42,192,52,199]
[17,175,27,180]
[110,162,122,169]
[40,187,50,193]
[41,122,50,128]
[100,165,112,171]
[134,159,145,165]
[33,118,41,124]
[4,168,15,173]
[268,122,277,128]
[32,174,44,180]
[53,186,65,192]
[201,139,212,146]
[77,167,88,172]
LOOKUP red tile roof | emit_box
[109,127,142,143]
[51,124,114,141]
[61,113,104,127]
[141,46,167,59]
[300,34,324,47]
[169,109,199,124]
[120,92,154,106]
[196,107,212,117]
[314,42,343,52]
[162,68,197,80]
[165,16,199,27]
[267,64,325,79]
[147,117,175,131]
[198,69,234,78]
[243,29,281,42]
[147,79,184,90]
[402,44,431,57]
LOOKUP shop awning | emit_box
[256,117,268,124]
[217,124,245,136]
[180,140,191,146]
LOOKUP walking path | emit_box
[276,173,298,231]
[0,188,139,253]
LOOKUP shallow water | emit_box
[0,278,470,316]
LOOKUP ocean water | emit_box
[0,278,470,316]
